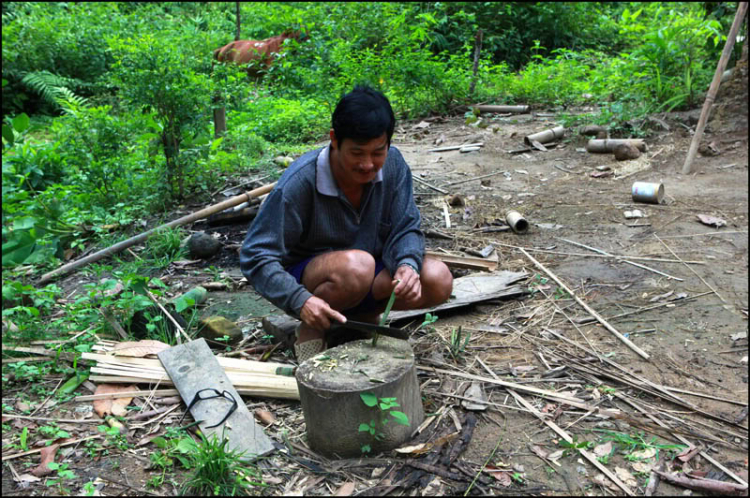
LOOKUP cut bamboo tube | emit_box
[518,248,650,360]
[586,139,646,153]
[38,182,276,284]
[471,104,530,114]
[683,2,748,174]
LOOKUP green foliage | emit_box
[358,393,410,454]
[594,430,686,460]
[232,96,328,144]
[448,326,471,361]
[45,461,77,494]
[181,433,266,496]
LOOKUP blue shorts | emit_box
[286,256,386,315]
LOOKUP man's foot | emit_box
[293,324,326,363]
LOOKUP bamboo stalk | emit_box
[519,248,650,360]
[683,2,749,174]
[38,182,276,284]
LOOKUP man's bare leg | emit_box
[296,250,377,342]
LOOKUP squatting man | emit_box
[241,85,453,361]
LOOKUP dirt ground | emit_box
[3,71,748,495]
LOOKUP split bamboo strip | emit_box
[89,375,299,400]
[615,393,748,487]
[416,366,588,407]
[507,389,634,495]
[82,352,290,375]
[557,237,683,281]
[519,248,650,360]
[491,241,706,264]
[75,389,180,402]
[654,234,726,303]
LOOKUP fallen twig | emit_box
[491,241,705,264]
[442,169,508,187]
[519,248,650,360]
[145,290,191,344]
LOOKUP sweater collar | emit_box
[316,143,383,196]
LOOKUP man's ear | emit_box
[329,129,338,150]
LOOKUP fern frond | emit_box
[20,71,88,112]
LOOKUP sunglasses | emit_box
[179,388,238,429]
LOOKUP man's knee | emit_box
[338,250,377,289]
[421,259,453,305]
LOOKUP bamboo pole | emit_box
[682,2,748,174]
[38,182,276,285]
[518,248,651,360]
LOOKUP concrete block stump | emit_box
[295,337,424,458]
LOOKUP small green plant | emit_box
[559,436,594,456]
[553,286,570,300]
[39,423,71,441]
[593,430,686,461]
[82,480,96,496]
[45,462,77,495]
[416,312,438,331]
[181,433,266,496]
[19,426,29,451]
[97,422,130,451]
[448,326,471,361]
[358,393,410,454]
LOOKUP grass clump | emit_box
[181,433,266,496]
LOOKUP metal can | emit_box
[632,182,664,204]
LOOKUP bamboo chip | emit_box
[519,248,650,360]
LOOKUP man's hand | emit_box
[299,296,347,330]
[393,264,421,306]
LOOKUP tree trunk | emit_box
[235,2,241,41]
[213,93,227,138]
[469,29,483,96]
[162,129,182,199]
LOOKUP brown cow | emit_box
[213,30,304,76]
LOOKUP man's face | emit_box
[330,131,388,187]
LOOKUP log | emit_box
[471,105,530,114]
[683,2,748,174]
[38,182,276,285]
[295,337,424,458]
[585,139,646,153]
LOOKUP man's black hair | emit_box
[331,85,395,148]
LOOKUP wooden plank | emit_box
[158,339,275,461]
[388,271,529,321]
[425,250,497,272]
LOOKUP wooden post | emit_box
[235,1,241,41]
[469,29,483,96]
[682,2,748,175]
[38,183,275,285]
